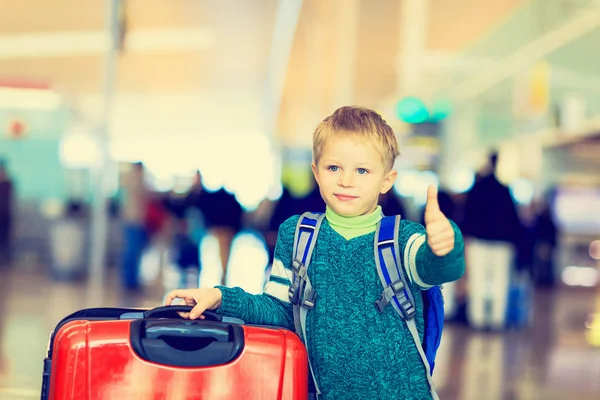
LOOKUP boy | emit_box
[165,106,465,399]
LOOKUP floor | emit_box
[0,248,599,400]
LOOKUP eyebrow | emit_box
[321,159,376,168]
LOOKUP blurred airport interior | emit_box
[0,1,600,399]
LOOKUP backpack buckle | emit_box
[375,279,415,319]
[375,283,396,313]
[288,259,307,305]
[375,293,389,313]
[302,288,317,309]
[288,285,300,304]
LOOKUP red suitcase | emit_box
[41,306,308,400]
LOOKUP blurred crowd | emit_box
[0,149,560,332]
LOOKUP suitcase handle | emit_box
[130,319,245,367]
[143,305,222,321]
[144,320,230,341]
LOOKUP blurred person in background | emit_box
[262,185,300,268]
[296,175,327,215]
[204,188,244,286]
[0,249,7,375]
[120,162,151,290]
[379,189,406,218]
[515,200,537,279]
[145,192,168,244]
[174,171,206,287]
[462,151,524,330]
[186,171,244,286]
[262,177,326,273]
[0,159,14,267]
[532,188,559,287]
[49,200,88,281]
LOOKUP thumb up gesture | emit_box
[424,185,454,257]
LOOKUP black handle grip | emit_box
[144,320,230,342]
[129,319,245,368]
[143,306,222,321]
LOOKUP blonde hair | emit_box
[313,106,399,170]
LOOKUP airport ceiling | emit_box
[0,0,534,144]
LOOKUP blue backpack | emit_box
[288,212,443,400]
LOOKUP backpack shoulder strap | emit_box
[374,215,416,318]
[289,211,325,397]
[374,215,440,400]
[289,212,324,306]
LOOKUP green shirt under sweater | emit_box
[217,206,465,400]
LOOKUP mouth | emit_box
[334,194,358,201]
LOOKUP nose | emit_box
[338,170,354,188]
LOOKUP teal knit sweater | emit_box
[217,212,465,400]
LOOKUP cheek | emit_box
[360,177,383,192]
[318,173,335,187]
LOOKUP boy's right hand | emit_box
[164,288,223,320]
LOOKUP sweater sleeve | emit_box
[215,215,300,330]
[399,219,465,288]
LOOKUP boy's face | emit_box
[312,134,397,217]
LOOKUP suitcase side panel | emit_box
[49,320,308,400]
[49,320,90,400]
[50,320,143,400]
[280,330,309,400]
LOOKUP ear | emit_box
[380,169,397,194]
[311,161,319,185]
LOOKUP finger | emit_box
[425,220,454,236]
[429,239,455,252]
[428,232,454,246]
[189,302,210,320]
[165,290,179,306]
[184,297,197,307]
[430,246,452,257]
[426,185,440,212]
[426,221,451,237]
[177,311,191,319]
[429,241,455,255]
[428,238,454,251]
[428,233,455,247]
[165,289,193,306]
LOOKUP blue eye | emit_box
[357,168,369,175]
[327,165,339,172]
